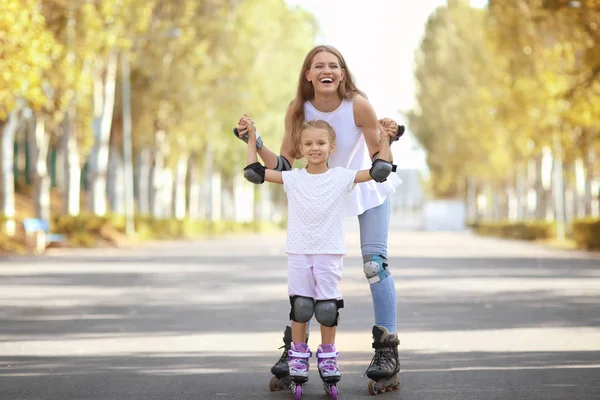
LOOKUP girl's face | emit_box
[306,51,345,95]
[300,127,334,165]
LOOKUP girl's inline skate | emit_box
[317,344,340,399]
[288,342,311,399]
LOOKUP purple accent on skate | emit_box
[330,384,338,399]
[294,384,303,400]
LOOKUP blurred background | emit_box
[1,0,599,253]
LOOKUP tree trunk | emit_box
[583,143,594,217]
[210,170,222,221]
[483,182,494,220]
[107,147,124,215]
[163,169,173,219]
[221,174,234,220]
[173,154,188,220]
[63,105,81,216]
[204,143,217,220]
[515,166,526,221]
[87,52,118,216]
[186,156,201,220]
[552,139,566,239]
[150,147,165,219]
[497,183,509,220]
[121,52,135,235]
[136,148,152,215]
[0,109,20,235]
[54,134,66,191]
[28,114,51,222]
[465,176,478,222]
[534,155,548,220]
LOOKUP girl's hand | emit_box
[241,116,256,138]
[378,118,399,141]
[236,114,255,138]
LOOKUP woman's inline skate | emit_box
[287,342,311,399]
[365,325,401,395]
[317,344,341,399]
[269,326,293,391]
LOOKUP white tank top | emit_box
[304,99,401,217]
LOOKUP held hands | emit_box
[378,118,405,143]
[235,114,263,149]
[239,115,257,140]
[236,114,253,137]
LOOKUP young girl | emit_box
[242,118,393,395]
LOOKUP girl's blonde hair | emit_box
[299,120,336,149]
[289,45,365,159]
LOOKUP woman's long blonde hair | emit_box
[288,45,365,159]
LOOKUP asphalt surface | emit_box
[1,223,599,400]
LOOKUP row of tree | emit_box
[0,0,318,236]
[408,0,600,233]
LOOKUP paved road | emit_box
[1,223,599,400]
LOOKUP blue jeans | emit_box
[358,197,397,333]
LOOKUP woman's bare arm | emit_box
[353,95,398,162]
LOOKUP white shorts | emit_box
[287,254,344,300]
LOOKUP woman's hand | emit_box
[240,115,256,138]
[378,118,399,141]
[236,114,255,138]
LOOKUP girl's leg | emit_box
[311,255,343,382]
[312,254,344,343]
[292,321,308,344]
[271,255,315,378]
[358,197,398,334]
[320,325,336,344]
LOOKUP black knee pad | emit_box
[289,296,315,323]
[314,299,344,327]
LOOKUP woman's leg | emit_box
[358,197,397,333]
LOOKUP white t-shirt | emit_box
[282,167,357,255]
[304,99,402,217]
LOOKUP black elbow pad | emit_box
[369,159,395,183]
[243,162,266,184]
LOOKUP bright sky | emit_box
[284,0,487,171]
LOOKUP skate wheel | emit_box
[368,380,377,396]
[368,380,387,395]
[330,384,338,400]
[269,376,278,392]
[294,385,303,399]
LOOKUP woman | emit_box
[236,45,402,394]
